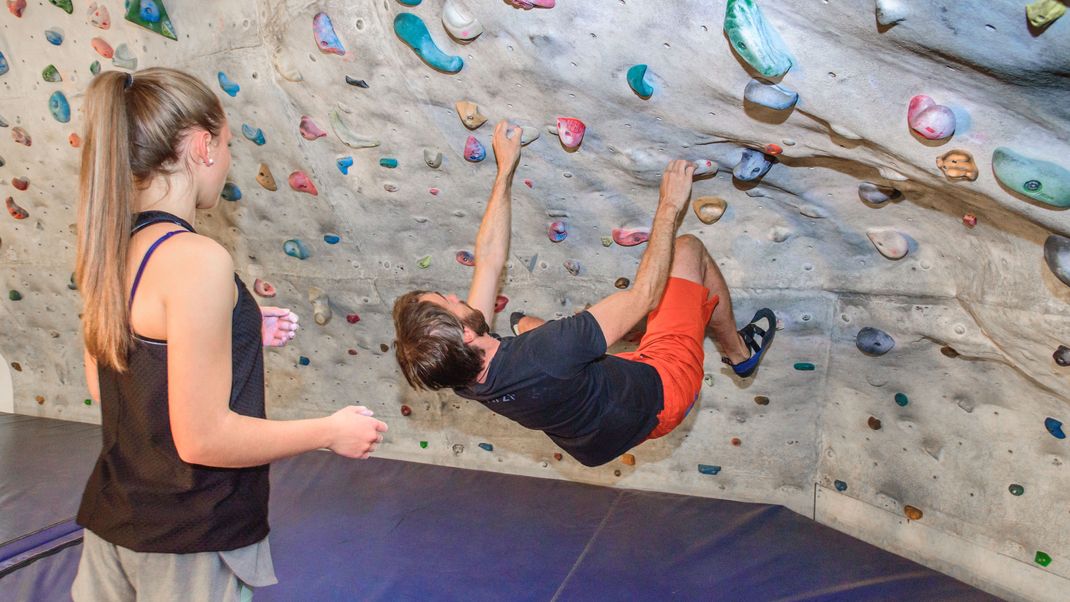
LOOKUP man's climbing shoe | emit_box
[510,311,525,336]
[722,308,776,378]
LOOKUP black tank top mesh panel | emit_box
[76,211,270,553]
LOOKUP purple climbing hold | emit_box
[464,136,486,162]
[313,12,346,55]
[547,221,567,242]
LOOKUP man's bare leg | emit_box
[668,235,749,364]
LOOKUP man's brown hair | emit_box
[392,291,487,390]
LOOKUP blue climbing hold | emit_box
[217,71,240,97]
[283,239,310,260]
[45,28,64,46]
[733,148,774,181]
[49,91,70,123]
[337,156,354,174]
[242,124,266,146]
[394,13,463,74]
[323,234,341,245]
[743,78,798,110]
[0,52,8,76]
[298,356,311,366]
[698,464,722,475]
[626,64,654,99]
[221,183,242,201]
[834,480,848,492]
[140,0,162,23]
[313,12,346,56]
[1045,417,1066,439]
[894,392,909,407]
[380,157,398,168]
[478,442,493,452]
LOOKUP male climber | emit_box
[392,120,776,467]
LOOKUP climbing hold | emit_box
[283,239,310,260]
[765,144,783,156]
[723,0,794,79]
[345,76,368,88]
[626,64,654,99]
[563,259,581,276]
[8,0,25,17]
[399,404,412,417]
[91,38,113,58]
[346,313,360,324]
[242,124,266,146]
[42,65,62,83]
[424,149,443,169]
[743,78,798,110]
[697,464,721,475]
[547,221,568,242]
[1054,345,1070,367]
[857,182,902,204]
[288,171,318,196]
[704,374,715,387]
[257,164,278,191]
[1026,0,1066,29]
[520,127,540,146]
[874,0,907,26]
[309,287,332,325]
[455,100,487,129]
[903,505,923,521]
[384,184,399,193]
[478,442,493,452]
[907,95,955,140]
[600,236,613,247]
[323,234,340,245]
[214,72,240,98]
[221,183,242,201]
[494,295,509,313]
[1009,484,1025,496]
[429,187,440,196]
[49,91,71,123]
[330,110,380,148]
[1035,551,1052,567]
[442,0,484,41]
[612,227,650,247]
[614,277,630,289]
[0,52,7,76]
[253,278,276,297]
[456,250,475,266]
[313,12,346,55]
[379,157,398,168]
[12,177,28,191]
[508,0,556,7]
[11,127,29,147]
[834,480,847,492]
[753,395,770,406]
[464,136,486,162]
[45,28,65,45]
[856,327,895,356]
[68,273,78,290]
[337,156,353,175]
[962,214,977,228]
[1045,417,1065,439]
[417,255,432,269]
[894,392,909,407]
[621,453,636,466]
[1043,235,1070,287]
[992,148,1070,208]
[124,0,176,40]
[936,149,978,181]
[940,345,959,358]
[868,416,882,430]
[298,356,310,366]
[49,0,72,13]
[419,441,429,449]
[866,228,909,260]
[114,42,140,68]
[394,12,464,74]
[87,2,110,28]
[399,0,422,5]
[733,149,774,181]
[692,160,717,177]
[693,197,727,225]
[556,117,586,150]
[794,362,815,371]
[6,197,28,219]
[8,290,22,301]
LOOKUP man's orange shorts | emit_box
[614,277,718,440]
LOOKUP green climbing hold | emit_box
[125,0,178,41]
[894,392,909,407]
[992,147,1070,208]
[794,362,815,371]
[1009,484,1024,496]
[42,65,61,83]
[417,255,432,269]
[419,440,429,449]
[49,0,73,14]
[90,61,101,76]
[9,290,22,301]
[84,398,93,406]
[724,0,794,79]
[1035,551,1052,567]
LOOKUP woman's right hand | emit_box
[326,406,389,459]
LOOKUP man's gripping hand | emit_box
[492,120,523,176]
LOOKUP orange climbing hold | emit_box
[764,143,783,156]
[904,505,923,521]
[91,37,114,58]
[69,133,81,147]
[621,453,636,466]
[6,197,28,219]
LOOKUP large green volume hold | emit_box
[992,147,1070,208]
[125,0,178,41]
[724,0,794,79]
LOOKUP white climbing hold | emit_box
[875,0,908,27]
[330,110,380,148]
[877,167,909,181]
[442,0,483,41]
[424,148,443,168]
[799,204,828,219]
[520,126,540,146]
[769,226,792,242]
[866,227,909,260]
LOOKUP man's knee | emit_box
[670,235,707,282]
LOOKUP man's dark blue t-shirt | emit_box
[454,311,663,467]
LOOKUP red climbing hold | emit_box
[612,227,650,247]
[962,213,977,228]
[553,452,563,461]
[764,143,783,156]
[69,133,81,147]
[347,348,358,355]
[429,187,440,196]
[252,278,276,297]
[494,295,508,313]
[401,404,412,416]
[346,313,360,324]
[12,177,28,191]
[556,117,586,149]
[288,170,318,196]
[7,0,26,18]
[6,197,28,220]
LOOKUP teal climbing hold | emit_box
[992,147,1070,208]
[1009,484,1024,496]
[9,290,23,301]
[298,356,310,366]
[217,72,240,97]
[398,0,422,5]
[478,442,493,452]
[834,480,847,492]
[697,464,722,475]
[794,362,816,371]
[124,0,177,40]
[337,156,354,174]
[894,392,909,407]
[323,234,341,244]
[394,13,463,74]
[626,64,654,99]
[380,157,398,168]
[49,0,73,14]
[242,124,266,145]
[42,64,61,82]
[1045,417,1065,439]
[221,183,241,201]
[283,239,310,260]
[90,61,101,76]
[49,91,70,123]
[724,0,793,79]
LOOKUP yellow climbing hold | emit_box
[1026,0,1066,29]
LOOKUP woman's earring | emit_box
[206,158,215,167]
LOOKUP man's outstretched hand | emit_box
[658,159,695,216]
[492,120,523,176]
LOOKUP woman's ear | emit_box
[188,129,214,166]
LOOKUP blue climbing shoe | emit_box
[723,308,776,378]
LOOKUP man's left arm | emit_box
[468,121,522,322]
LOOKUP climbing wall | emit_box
[1,1,1068,599]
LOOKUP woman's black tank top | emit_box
[76,211,270,553]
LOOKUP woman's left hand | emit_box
[261,307,299,347]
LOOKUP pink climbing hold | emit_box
[91,37,113,58]
[299,116,327,140]
[464,136,486,162]
[429,187,440,196]
[87,2,110,29]
[507,0,555,8]
[313,12,346,55]
[612,227,650,247]
[523,179,533,188]
[12,177,28,191]
[7,0,26,18]
[962,213,977,228]
[6,197,28,220]
[288,171,318,196]
[548,220,567,242]
[556,117,586,149]
[11,127,30,147]
[455,250,475,266]
[253,278,276,298]
[907,95,955,140]
[494,295,509,313]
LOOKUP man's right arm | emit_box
[587,160,694,348]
